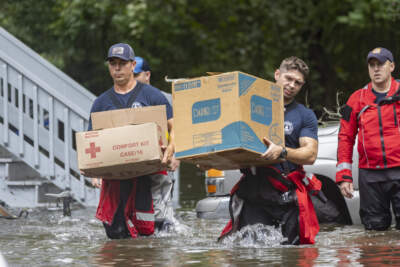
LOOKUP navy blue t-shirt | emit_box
[274,101,318,172]
[372,89,387,103]
[88,82,173,130]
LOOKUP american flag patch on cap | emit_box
[112,47,124,55]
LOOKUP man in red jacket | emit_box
[336,47,400,230]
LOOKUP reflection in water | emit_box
[358,245,400,266]
[89,221,400,266]
[296,248,319,267]
[2,207,400,265]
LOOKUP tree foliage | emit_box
[2,0,400,115]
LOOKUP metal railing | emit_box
[0,27,99,206]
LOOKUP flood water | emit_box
[2,165,400,266]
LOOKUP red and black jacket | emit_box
[336,78,400,184]
[219,167,320,244]
[96,176,160,238]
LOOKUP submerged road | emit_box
[2,164,400,266]
[2,206,400,266]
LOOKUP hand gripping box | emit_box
[172,71,284,170]
[76,106,168,179]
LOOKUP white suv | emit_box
[195,122,361,225]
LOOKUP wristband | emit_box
[279,146,288,159]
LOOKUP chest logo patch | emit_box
[284,121,294,135]
[131,102,143,108]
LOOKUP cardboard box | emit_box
[76,105,169,179]
[91,105,168,137]
[172,71,284,170]
[76,122,165,179]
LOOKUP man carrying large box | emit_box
[87,43,174,239]
[177,57,320,244]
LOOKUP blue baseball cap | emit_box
[367,47,394,63]
[134,56,151,74]
[107,43,135,61]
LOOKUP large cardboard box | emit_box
[172,71,284,170]
[76,105,168,179]
[76,123,165,179]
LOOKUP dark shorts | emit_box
[359,168,400,230]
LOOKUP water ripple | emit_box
[2,208,400,266]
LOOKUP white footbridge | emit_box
[0,27,99,208]
[0,27,180,209]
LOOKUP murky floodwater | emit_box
[0,209,400,266]
[3,208,400,266]
[2,164,400,266]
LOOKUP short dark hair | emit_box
[279,56,309,79]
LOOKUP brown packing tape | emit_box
[171,72,223,83]
[206,72,223,76]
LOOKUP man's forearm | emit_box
[286,146,317,165]
[167,119,175,152]
[286,137,318,165]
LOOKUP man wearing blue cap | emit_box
[337,47,400,231]
[134,56,174,106]
[88,43,175,239]
[133,56,152,84]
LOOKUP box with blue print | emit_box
[172,71,284,170]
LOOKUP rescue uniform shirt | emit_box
[274,101,318,172]
[360,89,400,182]
[372,89,387,103]
[89,82,171,236]
[88,82,173,130]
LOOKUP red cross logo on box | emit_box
[85,142,101,159]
